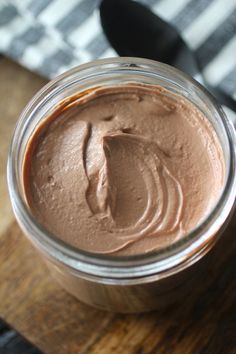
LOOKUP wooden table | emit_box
[1,58,236,354]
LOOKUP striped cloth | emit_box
[0,0,236,114]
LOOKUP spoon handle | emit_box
[194,73,236,127]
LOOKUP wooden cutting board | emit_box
[1,59,236,354]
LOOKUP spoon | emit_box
[100,0,236,114]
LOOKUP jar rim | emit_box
[7,57,236,280]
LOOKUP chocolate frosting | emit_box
[23,84,225,255]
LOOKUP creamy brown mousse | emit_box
[23,84,225,255]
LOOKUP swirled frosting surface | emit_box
[23,84,225,255]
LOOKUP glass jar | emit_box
[7,58,236,313]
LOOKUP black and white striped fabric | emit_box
[0,0,236,114]
[0,318,42,354]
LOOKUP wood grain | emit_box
[0,58,46,234]
[1,220,236,354]
[1,58,236,354]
